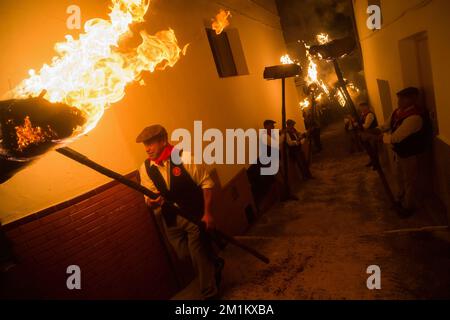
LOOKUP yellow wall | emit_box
[0,0,301,223]
[353,0,450,219]
[353,0,450,142]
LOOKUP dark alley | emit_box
[212,122,449,300]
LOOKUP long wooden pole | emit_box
[281,77,291,200]
[56,147,270,264]
[333,59,358,118]
[331,60,397,208]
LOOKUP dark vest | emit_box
[359,111,378,130]
[145,154,204,226]
[390,107,431,158]
[287,130,301,158]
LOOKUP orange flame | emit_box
[304,43,330,96]
[15,116,57,152]
[212,9,231,35]
[11,0,187,139]
[316,33,330,45]
[306,54,318,84]
[280,54,294,65]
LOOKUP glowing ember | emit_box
[316,33,330,45]
[15,116,57,152]
[319,82,330,96]
[304,44,330,96]
[11,0,188,138]
[280,54,295,65]
[306,53,318,84]
[212,9,231,35]
[347,81,360,95]
[300,97,310,110]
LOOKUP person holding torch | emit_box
[137,124,224,300]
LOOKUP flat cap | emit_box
[136,125,167,143]
[397,87,419,97]
[263,119,276,127]
[286,119,296,126]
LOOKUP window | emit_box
[206,28,249,78]
[206,29,237,77]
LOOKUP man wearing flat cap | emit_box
[379,87,432,216]
[136,124,223,300]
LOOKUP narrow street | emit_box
[218,122,450,300]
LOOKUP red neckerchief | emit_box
[391,105,423,130]
[152,144,174,166]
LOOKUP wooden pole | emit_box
[281,77,291,200]
[331,60,397,209]
[333,59,358,118]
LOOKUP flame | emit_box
[300,97,310,110]
[11,0,187,139]
[306,53,318,84]
[316,33,330,45]
[212,9,231,35]
[304,44,330,96]
[15,116,57,152]
[319,82,330,96]
[280,54,294,65]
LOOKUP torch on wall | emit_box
[264,62,302,201]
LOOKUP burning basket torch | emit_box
[308,36,359,118]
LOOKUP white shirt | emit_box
[380,110,423,144]
[139,151,214,202]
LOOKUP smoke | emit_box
[276,0,354,41]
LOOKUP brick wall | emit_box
[0,172,179,299]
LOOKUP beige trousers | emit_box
[163,215,218,299]
[394,155,419,210]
